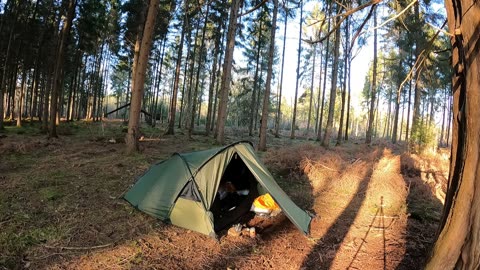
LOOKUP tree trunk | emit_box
[440,85,447,146]
[178,40,191,129]
[315,45,323,134]
[427,1,480,268]
[392,56,404,144]
[16,68,27,127]
[49,0,76,137]
[126,0,159,153]
[66,53,79,121]
[274,11,288,138]
[365,4,378,144]
[188,4,210,138]
[206,23,222,136]
[316,8,331,142]
[337,16,349,145]
[446,90,452,147]
[215,0,243,144]
[409,2,422,149]
[321,5,341,147]
[307,44,316,133]
[345,53,352,141]
[249,20,262,137]
[184,19,200,131]
[290,1,303,139]
[254,68,263,131]
[406,53,413,142]
[258,0,278,151]
[31,57,41,120]
[42,66,53,133]
[153,40,166,127]
[400,89,405,141]
[0,14,15,130]
[166,11,187,134]
[212,31,224,134]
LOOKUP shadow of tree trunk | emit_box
[300,156,379,269]
[396,154,443,269]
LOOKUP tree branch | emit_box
[239,0,270,17]
[44,243,113,250]
[349,3,376,54]
[396,20,448,98]
[370,0,417,31]
[303,0,382,45]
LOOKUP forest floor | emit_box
[0,120,449,270]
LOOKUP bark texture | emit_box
[427,1,480,269]
[126,0,159,153]
[48,0,76,137]
[258,0,278,151]
[215,0,242,144]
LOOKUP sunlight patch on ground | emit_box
[330,151,408,270]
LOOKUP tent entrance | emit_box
[210,153,260,232]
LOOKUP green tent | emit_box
[124,141,312,237]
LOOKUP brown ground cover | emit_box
[0,121,448,269]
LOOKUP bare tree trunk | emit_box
[49,0,76,137]
[321,5,342,147]
[206,23,222,136]
[254,67,263,131]
[249,20,262,137]
[315,46,323,134]
[259,0,278,151]
[374,93,380,138]
[126,0,159,153]
[188,4,210,138]
[290,1,303,139]
[42,66,53,133]
[427,1,480,268]
[337,17,349,145]
[409,2,422,150]
[406,55,413,142]
[185,19,200,131]
[400,90,405,141]
[392,55,404,143]
[439,85,447,146]
[178,41,191,129]
[307,44,316,133]
[345,53,352,141]
[446,84,452,147]
[16,68,27,127]
[316,8,331,142]
[31,56,41,120]
[166,10,187,135]
[274,12,288,138]
[215,0,243,144]
[365,4,378,144]
[0,14,15,130]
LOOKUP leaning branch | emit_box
[349,4,376,54]
[239,0,270,17]
[370,0,418,31]
[304,0,382,45]
[396,19,448,98]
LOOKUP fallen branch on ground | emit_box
[44,243,113,250]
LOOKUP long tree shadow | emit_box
[396,154,443,269]
[300,151,381,269]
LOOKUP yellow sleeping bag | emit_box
[251,193,280,214]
